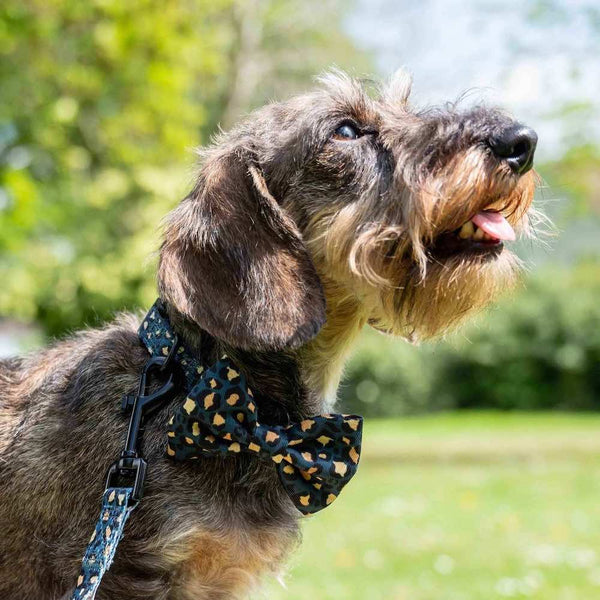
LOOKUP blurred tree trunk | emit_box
[220,0,265,130]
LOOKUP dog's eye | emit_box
[333,123,360,141]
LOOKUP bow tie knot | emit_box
[166,359,362,514]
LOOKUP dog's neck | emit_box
[298,280,366,409]
[162,282,366,422]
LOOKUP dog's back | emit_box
[0,356,25,454]
[0,319,143,597]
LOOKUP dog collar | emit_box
[139,300,363,515]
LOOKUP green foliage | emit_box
[541,145,600,217]
[0,0,224,334]
[340,261,600,415]
[0,0,367,336]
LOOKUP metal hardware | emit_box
[105,336,179,503]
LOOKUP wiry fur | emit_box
[0,70,537,599]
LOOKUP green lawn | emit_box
[264,412,600,600]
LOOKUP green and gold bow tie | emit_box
[139,301,363,515]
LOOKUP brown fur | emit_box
[0,70,538,598]
[171,529,295,600]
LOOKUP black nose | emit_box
[488,125,537,174]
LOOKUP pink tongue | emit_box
[471,211,516,241]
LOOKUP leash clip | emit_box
[106,336,179,503]
[105,457,147,505]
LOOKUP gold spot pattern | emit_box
[333,461,348,476]
[300,419,315,431]
[347,419,360,431]
[203,393,215,409]
[226,393,239,406]
[183,398,196,414]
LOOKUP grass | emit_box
[263,412,600,600]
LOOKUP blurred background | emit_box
[1,1,599,598]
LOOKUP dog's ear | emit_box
[158,145,326,351]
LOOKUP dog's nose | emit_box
[488,125,537,174]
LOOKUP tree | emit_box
[0,0,368,336]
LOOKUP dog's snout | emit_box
[488,125,537,175]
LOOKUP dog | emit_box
[0,70,537,599]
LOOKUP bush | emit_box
[340,260,600,415]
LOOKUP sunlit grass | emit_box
[264,412,600,600]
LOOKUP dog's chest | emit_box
[169,526,297,598]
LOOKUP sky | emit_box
[346,0,600,161]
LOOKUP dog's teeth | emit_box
[473,227,485,241]
[458,221,475,239]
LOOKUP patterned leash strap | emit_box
[70,488,135,600]
[69,327,179,599]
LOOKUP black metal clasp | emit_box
[105,456,147,504]
[105,337,179,503]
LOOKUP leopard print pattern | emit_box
[139,299,204,389]
[166,358,362,515]
[71,487,134,600]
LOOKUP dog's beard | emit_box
[375,161,536,341]
[368,248,522,341]
[362,174,534,341]
[311,216,526,342]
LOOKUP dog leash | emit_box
[70,488,134,599]
[71,329,180,599]
[69,300,363,599]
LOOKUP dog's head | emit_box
[159,70,538,350]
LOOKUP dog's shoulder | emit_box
[0,313,147,439]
